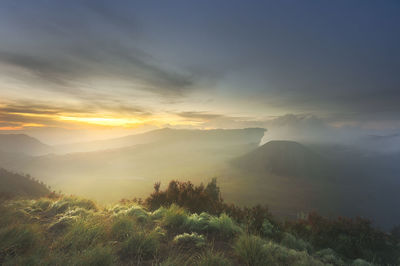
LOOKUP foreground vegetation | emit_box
[0,179,399,265]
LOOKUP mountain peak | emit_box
[232,140,325,177]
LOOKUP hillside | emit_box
[0,134,52,155]
[0,168,50,199]
[0,179,396,266]
[232,140,327,178]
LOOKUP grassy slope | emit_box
[0,168,50,200]
[0,195,382,266]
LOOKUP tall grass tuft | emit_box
[194,250,232,266]
[118,230,160,262]
[162,204,189,230]
[55,219,107,252]
[173,232,206,248]
[233,234,269,266]
[208,213,242,239]
[72,245,115,266]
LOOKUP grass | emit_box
[194,250,232,266]
[0,224,41,257]
[161,204,189,230]
[0,190,397,265]
[233,234,269,266]
[55,219,108,252]
[118,230,160,262]
[173,232,206,248]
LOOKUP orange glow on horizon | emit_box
[1,111,204,130]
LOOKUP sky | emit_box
[0,0,399,144]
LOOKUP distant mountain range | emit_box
[53,127,266,154]
[1,128,400,229]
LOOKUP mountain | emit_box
[0,168,50,199]
[1,128,265,202]
[0,134,53,155]
[232,140,327,178]
[55,127,266,154]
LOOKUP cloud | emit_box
[177,111,223,121]
[0,2,194,97]
[0,100,153,130]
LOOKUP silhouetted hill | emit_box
[55,128,266,153]
[0,134,52,155]
[0,168,50,199]
[232,140,326,178]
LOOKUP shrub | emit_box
[208,213,242,239]
[233,234,269,266]
[262,241,323,266]
[285,212,397,264]
[352,258,374,266]
[260,219,280,240]
[185,212,212,233]
[314,248,345,265]
[145,179,222,214]
[280,232,312,252]
[173,232,206,248]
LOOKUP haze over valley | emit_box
[1,1,400,265]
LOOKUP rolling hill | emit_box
[0,168,50,199]
[55,127,266,154]
[231,140,327,178]
[0,134,53,155]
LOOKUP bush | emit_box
[260,219,280,240]
[173,232,206,248]
[234,234,323,266]
[352,258,374,266]
[280,232,312,252]
[185,212,212,233]
[285,212,397,264]
[233,234,269,266]
[208,213,242,239]
[314,248,345,265]
[264,241,324,266]
[145,179,223,214]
